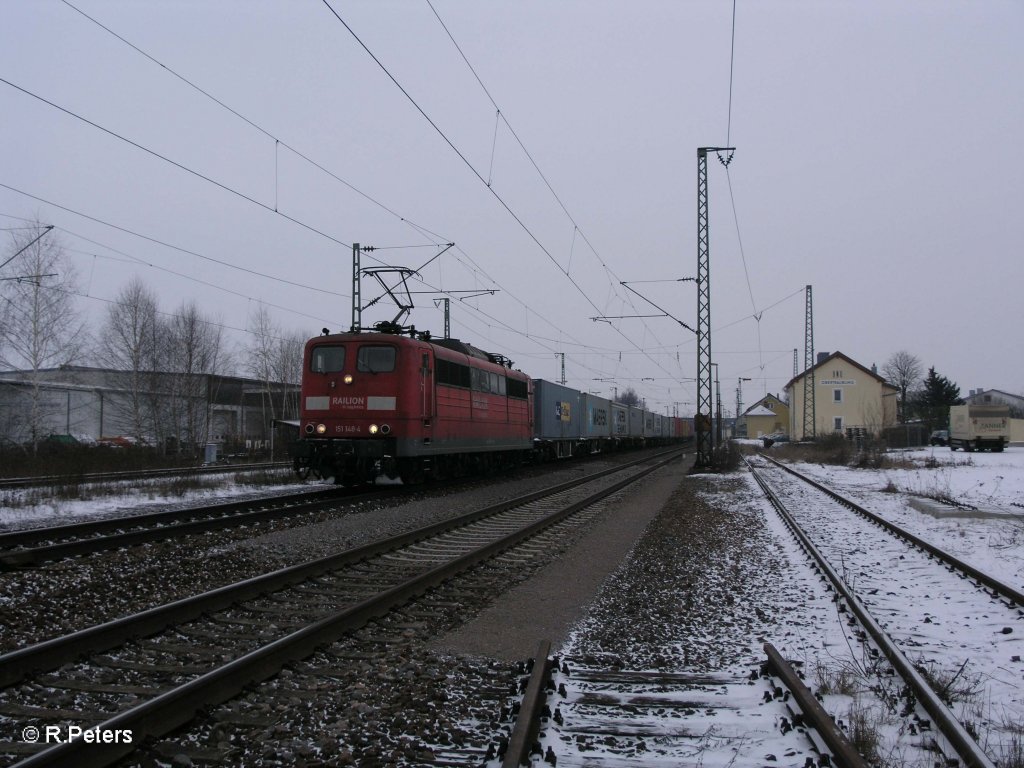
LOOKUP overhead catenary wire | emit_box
[8,4,757,401]
[39,2,637,383]
[0,182,348,299]
[422,0,675,360]
[57,0,440,249]
[0,187,607,378]
[36,0,683,395]
[716,0,771,382]
[0,202,630,391]
[320,0,679,388]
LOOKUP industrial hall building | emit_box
[0,365,298,452]
[785,352,898,440]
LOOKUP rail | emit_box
[1,450,682,766]
[746,457,997,768]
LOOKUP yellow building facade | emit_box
[786,352,898,440]
[742,394,790,438]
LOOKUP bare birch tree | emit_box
[273,330,305,421]
[247,305,305,449]
[247,304,279,423]
[97,277,160,442]
[0,221,87,449]
[165,302,227,453]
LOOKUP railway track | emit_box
[504,641,869,768]
[0,485,373,568]
[0,449,682,766]
[0,462,290,491]
[746,454,1024,768]
[499,456,1019,768]
[0,449,677,569]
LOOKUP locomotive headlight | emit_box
[368,424,379,435]
[380,424,391,435]
[343,374,353,384]
[315,423,327,435]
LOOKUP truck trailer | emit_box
[948,404,1009,452]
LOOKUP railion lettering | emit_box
[332,396,365,407]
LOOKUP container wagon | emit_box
[532,379,584,459]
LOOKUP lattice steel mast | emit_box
[695,147,733,467]
[802,284,815,439]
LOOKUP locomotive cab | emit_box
[294,330,533,485]
[296,333,433,484]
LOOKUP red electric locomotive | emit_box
[293,330,533,484]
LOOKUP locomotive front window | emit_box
[310,345,345,374]
[357,345,396,373]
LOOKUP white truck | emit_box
[948,404,1009,452]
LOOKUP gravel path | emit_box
[431,456,691,661]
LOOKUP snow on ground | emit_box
[0,470,316,530]
[788,446,1024,587]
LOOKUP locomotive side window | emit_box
[507,378,528,399]
[357,345,396,373]
[436,358,471,388]
[310,345,345,373]
[473,368,491,393]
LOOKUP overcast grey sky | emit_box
[2,1,1021,416]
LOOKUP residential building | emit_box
[742,394,790,438]
[963,388,1024,417]
[785,352,897,440]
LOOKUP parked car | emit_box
[929,429,949,446]
[762,432,790,448]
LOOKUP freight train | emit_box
[291,329,693,484]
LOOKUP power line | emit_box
[423,0,676,361]
[320,1,681,389]
[319,3,672,362]
[717,0,770,382]
[0,192,570,372]
[13,6,677,397]
[27,4,613,376]
[726,0,737,147]
[0,183,348,297]
[57,0,445,247]
[0,76,369,259]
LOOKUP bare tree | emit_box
[247,306,306,452]
[615,387,640,407]
[165,302,227,453]
[247,304,280,423]
[273,330,305,421]
[97,277,160,441]
[882,350,922,423]
[0,221,88,449]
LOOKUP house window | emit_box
[833,389,843,403]
[833,416,843,431]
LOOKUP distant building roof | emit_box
[784,351,897,392]
[964,389,1024,405]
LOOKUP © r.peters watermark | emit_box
[21,725,133,745]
